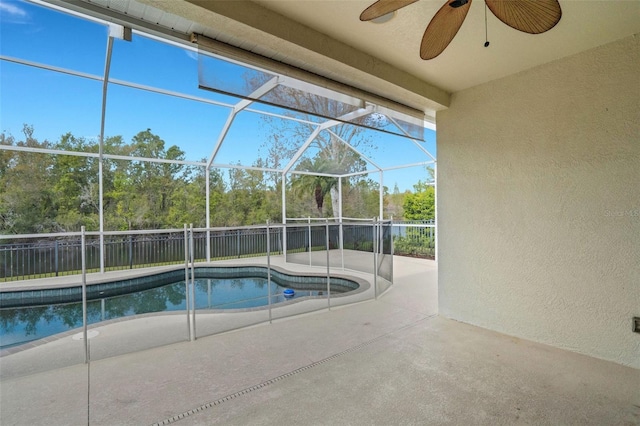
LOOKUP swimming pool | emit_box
[0,266,362,350]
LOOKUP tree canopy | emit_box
[0,126,433,235]
[1,127,203,233]
[402,181,435,221]
[246,75,379,219]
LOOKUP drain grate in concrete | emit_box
[151,318,430,426]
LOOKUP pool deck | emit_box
[0,250,383,291]
[1,256,639,425]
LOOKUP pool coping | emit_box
[0,262,375,356]
[0,263,371,307]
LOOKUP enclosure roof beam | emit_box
[210,163,282,173]
[288,169,339,178]
[277,75,364,109]
[340,169,377,179]
[232,76,280,114]
[244,107,317,126]
[326,129,382,172]
[281,105,374,175]
[207,111,236,169]
[281,126,323,175]
[207,76,279,167]
[387,116,436,162]
[339,160,435,179]
[0,144,206,167]
[321,106,375,129]
[379,161,436,174]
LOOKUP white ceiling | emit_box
[251,0,640,93]
[61,0,640,117]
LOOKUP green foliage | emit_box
[393,177,436,258]
[342,178,381,219]
[290,157,339,216]
[1,126,58,233]
[0,125,432,234]
[247,74,375,219]
[402,181,435,221]
[393,229,435,259]
[0,127,288,234]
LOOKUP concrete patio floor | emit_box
[1,256,638,425]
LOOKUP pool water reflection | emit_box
[0,277,328,349]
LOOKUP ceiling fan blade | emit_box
[360,0,419,21]
[485,0,561,34]
[420,0,472,60]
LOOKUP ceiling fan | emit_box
[360,0,562,60]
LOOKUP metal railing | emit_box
[0,220,433,281]
[0,226,283,281]
[392,221,436,259]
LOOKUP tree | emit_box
[101,136,134,230]
[0,126,58,233]
[0,132,14,181]
[50,133,100,231]
[125,129,187,228]
[402,181,435,221]
[207,168,231,226]
[0,127,214,233]
[342,177,382,219]
[222,159,280,225]
[167,165,205,227]
[385,183,406,220]
[245,75,378,219]
[289,157,338,216]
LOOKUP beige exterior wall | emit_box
[437,34,640,368]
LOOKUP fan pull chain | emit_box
[484,3,490,47]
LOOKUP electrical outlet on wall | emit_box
[634,317,640,333]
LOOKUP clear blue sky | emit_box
[0,0,436,191]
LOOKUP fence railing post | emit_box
[325,219,331,310]
[267,221,272,323]
[80,226,88,363]
[128,234,133,270]
[373,217,378,299]
[184,224,191,341]
[236,229,241,258]
[308,217,312,266]
[54,240,59,277]
[190,224,196,340]
[339,218,344,269]
[206,228,211,263]
[390,216,394,286]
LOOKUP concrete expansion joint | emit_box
[150,320,425,426]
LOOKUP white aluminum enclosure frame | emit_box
[0,0,437,269]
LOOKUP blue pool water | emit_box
[0,276,338,349]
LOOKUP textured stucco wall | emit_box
[437,34,640,369]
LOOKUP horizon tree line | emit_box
[0,125,434,236]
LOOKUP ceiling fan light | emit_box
[370,11,396,24]
[449,0,469,9]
